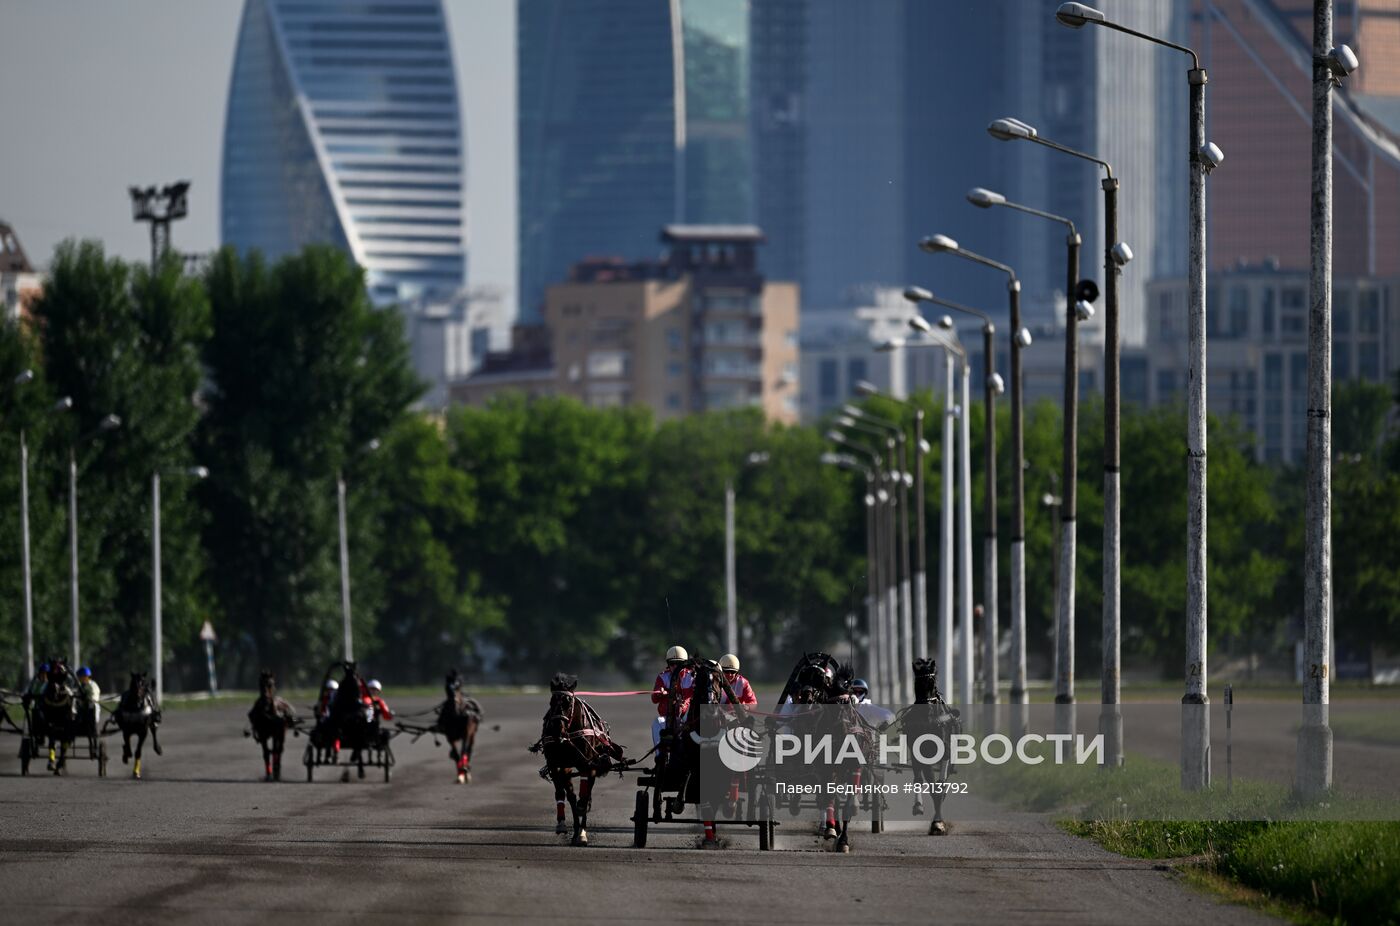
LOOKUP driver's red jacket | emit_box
[651,666,694,718]
[369,695,393,721]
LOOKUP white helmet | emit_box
[666,645,688,662]
[719,653,740,673]
[367,679,382,692]
[324,679,339,690]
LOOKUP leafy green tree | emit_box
[26,242,210,683]
[197,246,420,684]
[1333,379,1392,458]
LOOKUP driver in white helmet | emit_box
[717,653,757,707]
[316,678,339,722]
[365,679,393,723]
[651,645,694,746]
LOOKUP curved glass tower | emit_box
[222,0,466,305]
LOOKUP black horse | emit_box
[246,670,298,781]
[895,658,961,835]
[439,670,482,783]
[774,653,872,852]
[531,673,625,846]
[111,672,162,779]
[38,673,79,774]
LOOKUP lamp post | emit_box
[844,404,914,704]
[152,465,208,707]
[1042,478,1063,692]
[987,114,1130,764]
[967,188,1083,726]
[895,294,983,710]
[725,451,770,656]
[1298,11,1358,798]
[7,369,39,681]
[1054,0,1222,784]
[923,232,1032,718]
[856,381,934,691]
[823,452,878,683]
[69,412,122,668]
[828,430,895,703]
[338,438,381,663]
[835,417,902,703]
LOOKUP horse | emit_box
[774,653,871,852]
[893,658,961,835]
[439,670,482,784]
[111,672,162,779]
[530,673,625,847]
[325,661,377,777]
[37,673,78,774]
[246,670,298,781]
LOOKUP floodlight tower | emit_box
[129,182,190,269]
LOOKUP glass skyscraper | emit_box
[517,0,753,322]
[221,0,467,305]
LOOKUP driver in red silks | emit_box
[651,645,694,746]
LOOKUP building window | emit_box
[846,358,868,392]
[1334,289,1351,334]
[1281,311,1305,337]
[819,359,839,401]
[667,327,683,351]
[1281,287,1305,310]
[1359,342,1380,381]
[587,350,629,378]
[1358,290,1380,334]
[1260,288,1275,337]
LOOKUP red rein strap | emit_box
[571,690,652,697]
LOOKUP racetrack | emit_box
[0,693,1279,925]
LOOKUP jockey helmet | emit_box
[719,653,740,673]
[666,645,688,663]
[78,666,91,677]
[38,663,49,673]
[324,679,339,690]
[367,679,382,692]
[851,679,869,695]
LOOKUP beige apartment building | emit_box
[453,226,800,423]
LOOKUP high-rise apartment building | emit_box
[455,226,799,423]
[221,0,467,306]
[518,0,755,323]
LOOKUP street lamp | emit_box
[913,238,1024,713]
[894,295,981,711]
[7,369,38,680]
[966,187,1084,729]
[151,465,207,707]
[1053,0,1221,784]
[725,450,769,656]
[338,437,380,663]
[835,415,904,703]
[987,114,1130,768]
[1296,11,1359,799]
[822,451,879,686]
[827,428,896,703]
[68,412,121,667]
[856,380,936,705]
[843,403,914,704]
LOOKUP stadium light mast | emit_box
[129,182,190,269]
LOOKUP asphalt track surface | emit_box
[0,693,1279,925]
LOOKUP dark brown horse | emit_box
[246,670,298,781]
[897,658,960,835]
[111,672,162,779]
[530,673,625,846]
[440,670,482,783]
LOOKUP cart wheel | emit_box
[870,771,884,833]
[755,783,775,851]
[383,759,391,783]
[632,790,649,848]
[98,742,108,778]
[304,743,314,782]
[19,738,31,776]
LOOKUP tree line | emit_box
[1,241,1396,689]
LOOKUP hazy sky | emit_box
[0,0,518,308]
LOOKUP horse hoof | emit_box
[456,772,466,784]
[154,744,163,756]
[572,830,588,847]
[838,843,851,854]
[929,821,949,836]
[133,771,141,780]
[822,824,837,840]
[463,770,472,784]
[700,837,723,850]
[555,820,568,835]
[340,770,350,783]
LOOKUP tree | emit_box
[27,242,210,681]
[198,246,420,684]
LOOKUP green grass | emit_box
[968,746,1400,924]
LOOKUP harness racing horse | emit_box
[111,672,162,779]
[893,658,961,835]
[531,673,626,846]
[38,673,78,774]
[246,670,298,781]
[439,670,482,783]
[774,653,872,852]
[326,662,376,777]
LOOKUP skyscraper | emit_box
[517,0,754,323]
[221,0,467,306]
